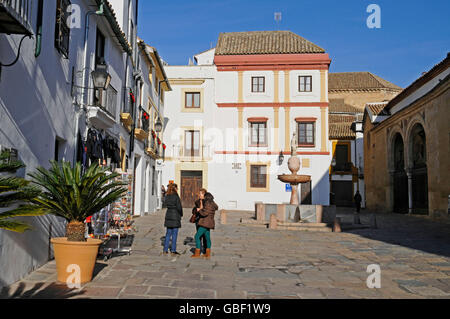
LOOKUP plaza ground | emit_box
[1,208,449,299]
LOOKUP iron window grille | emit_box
[55,0,71,58]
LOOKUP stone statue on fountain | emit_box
[291,132,298,156]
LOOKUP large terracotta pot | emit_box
[51,237,102,284]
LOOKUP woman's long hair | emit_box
[166,183,177,195]
[204,192,214,202]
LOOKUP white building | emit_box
[162,31,333,211]
[0,0,166,287]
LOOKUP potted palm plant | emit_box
[29,161,127,284]
[0,150,47,232]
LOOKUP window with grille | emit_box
[249,122,267,146]
[299,76,312,92]
[251,77,265,93]
[55,0,71,58]
[297,122,315,146]
[185,92,201,108]
[250,165,267,188]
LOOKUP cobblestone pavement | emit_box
[1,209,450,299]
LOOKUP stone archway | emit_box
[408,123,428,213]
[392,133,408,213]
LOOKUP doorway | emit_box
[180,171,203,208]
[392,133,408,214]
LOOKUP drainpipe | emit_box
[72,2,104,164]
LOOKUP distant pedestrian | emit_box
[191,188,208,255]
[191,192,218,259]
[163,183,183,256]
[354,191,362,213]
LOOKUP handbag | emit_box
[189,213,197,223]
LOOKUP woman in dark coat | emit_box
[163,184,183,256]
[191,192,218,259]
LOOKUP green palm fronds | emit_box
[0,150,47,233]
[28,161,127,223]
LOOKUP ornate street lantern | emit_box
[91,63,111,90]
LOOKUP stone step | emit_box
[240,219,269,228]
[276,222,333,232]
[277,222,328,227]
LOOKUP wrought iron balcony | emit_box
[0,0,33,35]
[331,162,353,173]
[172,145,211,162]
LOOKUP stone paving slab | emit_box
[1,208,450,299]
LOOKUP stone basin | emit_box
[277,174,311,184]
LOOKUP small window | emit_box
[55,0,71,58]
[95,29,106,67]
[249,122,267,147]
[250,165,267,188]
[298,122,315,146]
[299,76,312,92]
[185,92,201,108]
[251,77,265,93]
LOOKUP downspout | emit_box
[72,2,105,164]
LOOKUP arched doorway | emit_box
[409,124,428,213]
[392,133,408,213]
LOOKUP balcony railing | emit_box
[172,145,211,161]
[0,0,33,35]
[95,85,117,118]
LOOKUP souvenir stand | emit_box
[80,127,136,261]
[96,169,135,261]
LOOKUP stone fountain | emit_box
[277,133,311,205]
[240,133,336,232]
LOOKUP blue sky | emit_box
[138,0,449,88]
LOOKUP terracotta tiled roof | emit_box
[329,123,356,139]
[328,114,357,139]
[329,99,363,113]
[366,102,390,116]
[329,72,402,91]
[329,114,356,124]
[215,31,325,55]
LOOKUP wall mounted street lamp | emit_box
[277,151,285,166]
[154,117,163,133]
[71,63,112,97]
[91,63,111,90]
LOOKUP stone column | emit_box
[407,169,413,214]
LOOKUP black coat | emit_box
[164,193,183,228]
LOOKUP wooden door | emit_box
[180,173,202,208]
[393,171,408,214]
[331,181,354,207]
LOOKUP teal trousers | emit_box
[195,226,211,249]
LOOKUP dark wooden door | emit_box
[393,171,408,214]
[331,181,354,207]
[412,167,428,213]
[180,171,202,208]
[301,181,312,205]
